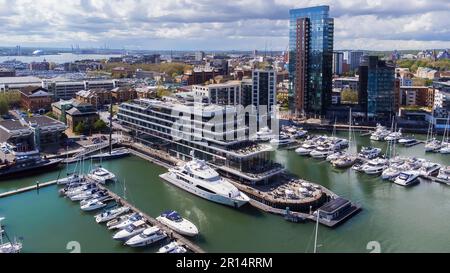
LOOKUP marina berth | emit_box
[106,213,134,229]
[158,241,184,253]
[436,166,450,183]
[310,145,335,159]
[362,158,389,175]
[425,139,442,152]
[358,146,382,159]
[156,210,199,237]
[79,190,110,205]
[418,162,441,177]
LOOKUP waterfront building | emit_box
[43,79,127,101]
[251,69,277,130]
[399,86,434,108]
[433,88,450,118]
[332,51,344,75]
[118,98,284,184]
[318,197,353,222]
[55,101,99,134]
[19,86,53,113]
[192,81,242,106]
[75,89,112,109]
[289,5,334,116]
[358,55,396,119]
[0,116,66,151]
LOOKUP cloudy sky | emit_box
[0,0,449,51]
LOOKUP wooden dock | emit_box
[96,184,205,253]
[0,180,58,199]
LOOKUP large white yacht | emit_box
[310,146,335,159]
[269,134,296,149]
[394,171,420,187]
[370,124,391,141]
[159,157,250,208]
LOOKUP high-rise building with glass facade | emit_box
[359,55,396,119]
[288,5,334,116]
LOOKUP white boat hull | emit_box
[159,173,248,208]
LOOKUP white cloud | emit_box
[0,0,448,50]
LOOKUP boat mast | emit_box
[109,103,113,155]
[314,210,319,253]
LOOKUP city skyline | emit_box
[0,0,449,51]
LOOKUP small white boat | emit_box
[87,167,116,184]
[332,155,357,169]
[57,173,83,185]
[252,127,275,142]
[326,152,343,162]
[125,226,167,247]
[95,206,130,223]
[156,211,198,237]
[385,129,402,142]
[80,199,107,211]
[394,171,420,186]
[370,124,391,141]
[79,190,109,205]
[64,183,97,198]
[158,241,188,253]
[113,220,148,240]
[108,213,144,230]
[70,188,103,201]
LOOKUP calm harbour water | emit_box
[0,132,450,253]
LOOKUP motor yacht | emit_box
[358,147,382,159]
[295,142,317,156]
[394,171,420,186]
[370,124,391,141]
[80,199,107,211]
[106,213,134,229]
[436,166,450,184]
[70,188,103,201]
[95,206,130,224]
[425,139,442,152]
[160,157,249,208]
[385,129,402,142]
[156,211,199,237]
[87,167,116,184]
[326,151,343,162]
[440,143,450,154]
[310,146,335,159]
[158,241,185,253]
[108,213,144,230]
[332,155,357,169]
[269,134,296,149]
[418,162,441,177]
[113,220,148,240]
[64,183,97,198]
[125,227,167,247]
[362,158,389,175]
[252,126,275,142]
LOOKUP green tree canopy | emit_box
[93,119,107,132]
[0,99,8,115]
[74,121,86,135]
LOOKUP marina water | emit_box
[1,132,450,253]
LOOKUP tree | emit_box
[93,119,107,132]
[0,99,9,115]
[341,89,358,104]
[74,121,86,135]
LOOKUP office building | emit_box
[289,5,334,116]
[343,51,364,72]
[359,56,396,118]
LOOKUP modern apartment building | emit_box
[289,5,334,116]
[118,98,284,184]
[192,81,242,106]
[343,50,364,72]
